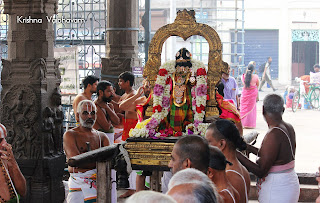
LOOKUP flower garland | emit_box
[129,59,208,138]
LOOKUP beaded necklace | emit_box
[0,160,15,203]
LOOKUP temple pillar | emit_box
[1,0,65,202]
[101,0,141,90]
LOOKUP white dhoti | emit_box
[161,171,173,193]
[67,169,97,203]
[128,170,137,190]
[104,132,117,203]
[257,169,300,203]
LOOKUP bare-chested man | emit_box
[64,100,109,203]
[73,75,99,121]
[93,80,120,138]
[116,71,137,141]
[237,94,300,202]
[119,79,152,192]
[119,79,152,123]
[93,81,120,203]
[113,72,138,198]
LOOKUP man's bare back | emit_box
[257,121,296,166]
[226,161,250,203]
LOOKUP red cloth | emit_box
[286,95,293,108]
[300,75,310,94]
[136,94,152,122]
[216,93,241,123]
[122,118,138,141]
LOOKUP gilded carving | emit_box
[129,152,171,166]
[125,142,175,150]
[143,9,224,117]
[129,154,171,160]
[125,140,175,167]
[129,152,171,167]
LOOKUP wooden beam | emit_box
[68,144,119,168]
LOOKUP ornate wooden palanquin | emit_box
[124,9,228,190]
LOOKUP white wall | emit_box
[148,0,320,84]
[244,0,320,84]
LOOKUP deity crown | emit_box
[175,48,192,66]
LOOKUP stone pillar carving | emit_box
[101,0,141,91]
[1,0,65,202]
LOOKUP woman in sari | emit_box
[240,64,259,128]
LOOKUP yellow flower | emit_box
[138,118,151,129]
[129,118,152,137]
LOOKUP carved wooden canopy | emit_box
[143,9,228,118]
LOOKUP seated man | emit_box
[0,123,26,202]
[299,64,320,94]
[310,64,320,84]
[64,100,110,203]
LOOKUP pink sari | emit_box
[240,74,258,128]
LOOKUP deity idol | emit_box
[129,47,208,138]
[159,48,196,133]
